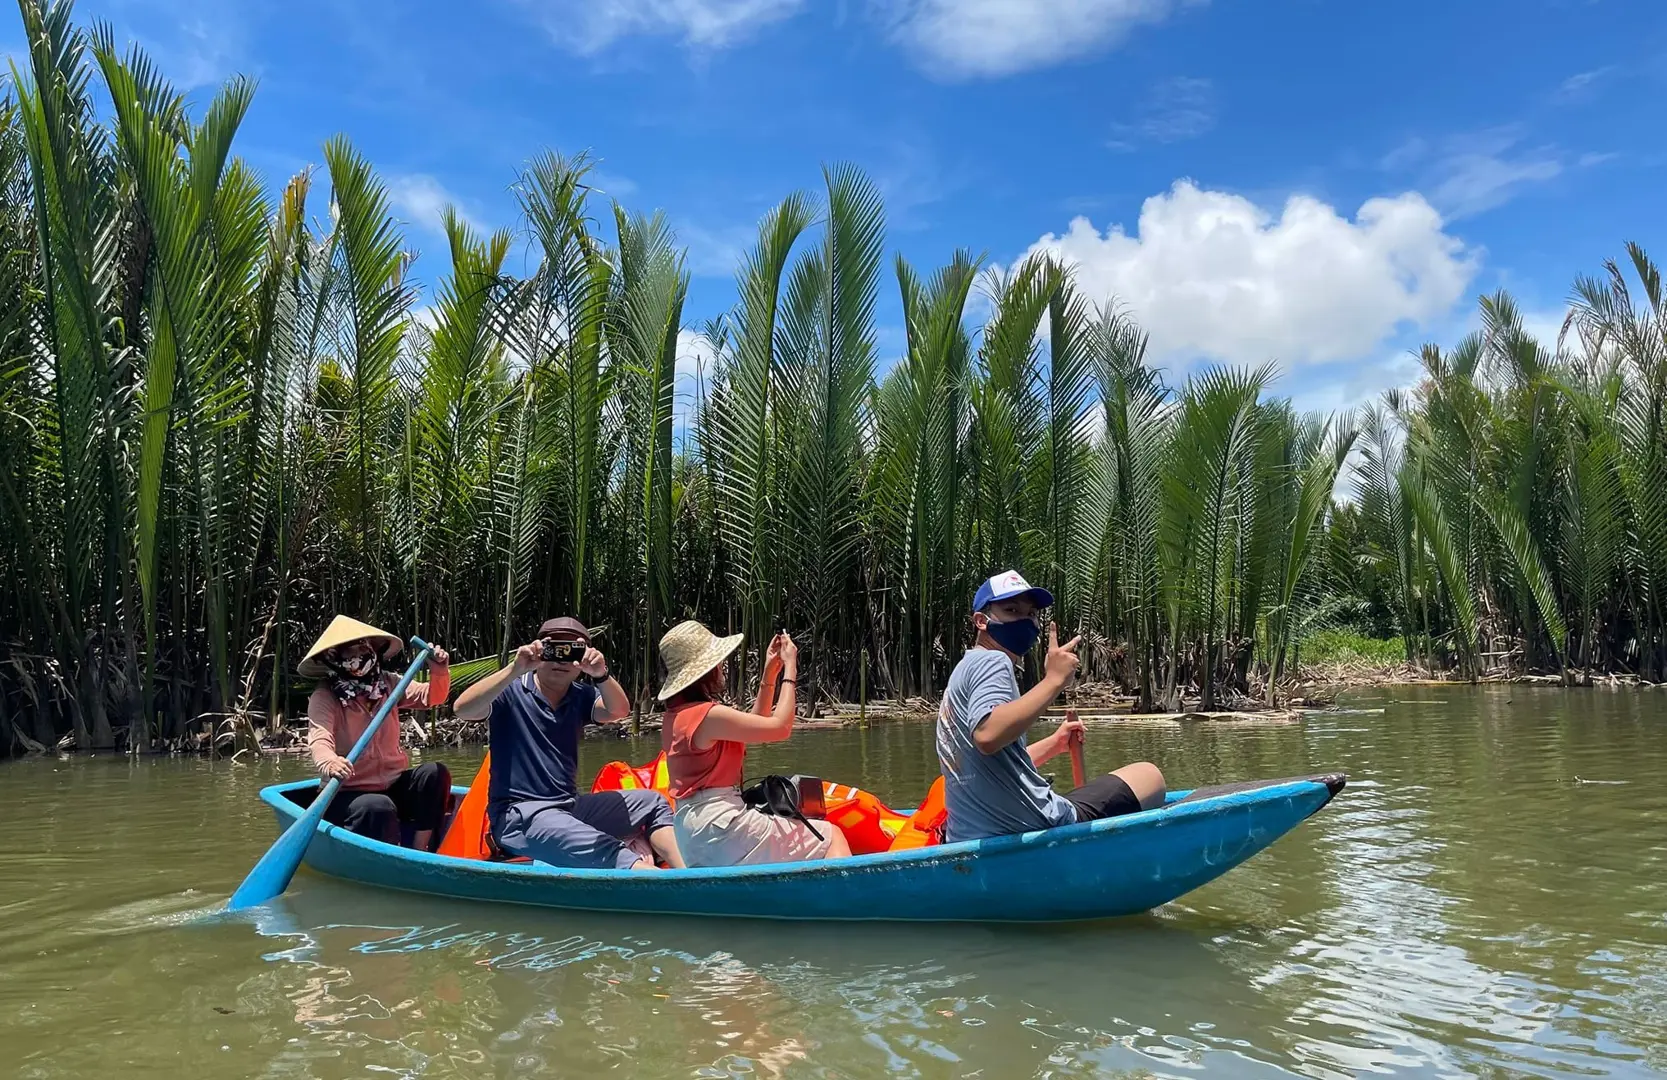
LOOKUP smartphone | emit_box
[541,640,585,664]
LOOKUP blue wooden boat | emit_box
[256,773,1344,922]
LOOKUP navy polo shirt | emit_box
[487,673,600,814]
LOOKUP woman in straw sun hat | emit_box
[301,615,452,851]
[658,619,850,867]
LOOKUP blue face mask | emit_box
[983,614,1040,656]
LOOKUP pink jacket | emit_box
[306,670,449,790]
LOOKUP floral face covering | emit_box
[323,645,388,707]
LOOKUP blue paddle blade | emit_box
[227,779,339,911]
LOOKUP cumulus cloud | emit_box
[522,0,804,54]
[1022,180,1479,371]
[881,0,1202,79]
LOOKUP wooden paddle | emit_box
[1066,707,1086,789]
[228,636,433,912]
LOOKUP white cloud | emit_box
[675,328,721,382]
[1519,307,1577,353]
[1287,352,1423,416]
[674,328,722,426]
[1022,180,1479,372]
[1558,66,1613,99]
[1383,129,1563,220]
[57,0,246,91]
[587,169,639,199]
[1431,149,1562,220]
[514,0,1198,77]
[522,0,804,54]
[881,0,1202,79]
[387,174,482,235]
[677,221,752,278]
[1108,75,1215,151]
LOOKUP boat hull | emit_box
[258,773,1343,922]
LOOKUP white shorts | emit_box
[673,787,833,868]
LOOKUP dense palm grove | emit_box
[2,1,1664,753]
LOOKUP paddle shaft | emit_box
[1066,707,1086,789]
[227,636,433,911]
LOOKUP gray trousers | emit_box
[493,790,674,870]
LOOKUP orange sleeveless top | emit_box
[663,701,746,799]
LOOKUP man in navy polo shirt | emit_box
[453,617,683,870]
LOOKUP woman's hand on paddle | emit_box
[1058,718,1086,750]
[429,646,450,668]
[320,755,354,782]
[1043,625,1081,685]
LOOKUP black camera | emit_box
[540,640,586,663]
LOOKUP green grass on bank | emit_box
[1297,629,1405,668]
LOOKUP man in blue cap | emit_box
[936,570,1165,843]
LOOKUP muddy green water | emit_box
[2,685,1665,1079]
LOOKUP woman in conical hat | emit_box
[658,619,850,867]
[301,615,453,851]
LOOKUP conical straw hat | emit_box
[657,620,744,701]
[298,616,404,679]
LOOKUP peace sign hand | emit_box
[1043,624,1081,685]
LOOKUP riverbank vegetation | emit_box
[3,0,1664,754]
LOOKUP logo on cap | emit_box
[991,571,1030,594]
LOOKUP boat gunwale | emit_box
[257,773,1343,884]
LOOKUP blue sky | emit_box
[20,0,1667,413]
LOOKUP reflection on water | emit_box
[231,884,1282,1079]
[2,684,1665,1078]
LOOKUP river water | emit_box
[2,684,1664,1078]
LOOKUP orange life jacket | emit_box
[589,753,913,857]
[886,776,947,851]
[440,750,933,861]
[590,751,675,807]
[433,752,531,862]
[821,782,910,855]
[435,753,495,860]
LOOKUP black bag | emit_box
[740,774,825,841]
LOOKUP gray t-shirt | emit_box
[937,648,1077,842]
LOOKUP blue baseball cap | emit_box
[972,570,1054,613]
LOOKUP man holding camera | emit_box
[453,616,684,870]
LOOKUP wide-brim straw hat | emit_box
[298,615,403,679]
[657,619,743,701]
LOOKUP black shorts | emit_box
[1063,773,1141,823]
